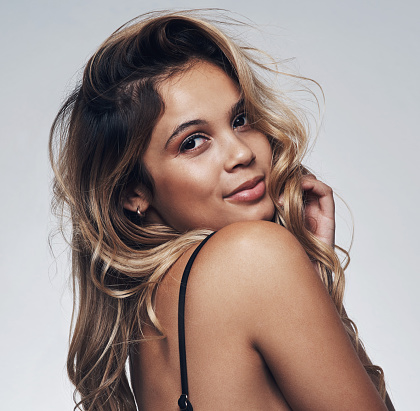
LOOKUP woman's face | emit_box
[142,61,275,231]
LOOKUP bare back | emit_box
[130,221,387,411]
[130,233,291,410]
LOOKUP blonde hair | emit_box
[50,10,387,410]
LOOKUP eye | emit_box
[232,113,248,129]
[179,135,208,152]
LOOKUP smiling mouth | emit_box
[224,176,266,202]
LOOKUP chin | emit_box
[234,205,276,226]
[252,203,276,223]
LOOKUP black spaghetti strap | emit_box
[177,232,215,411]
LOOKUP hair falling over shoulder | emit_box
[49,10,388,410]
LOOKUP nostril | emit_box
[232,152,255,169]
[222,132,257,171]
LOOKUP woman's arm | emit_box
[290,176,395,410]
[208,221,388,411]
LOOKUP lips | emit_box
[224,176,266,202]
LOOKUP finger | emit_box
[301,178,331,199]
[314,185,335,217]
[301,173,317,182]
[278,193,284,207]
[301,179,335,216]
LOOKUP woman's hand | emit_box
[280,175,336,248]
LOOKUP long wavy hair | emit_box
[50,10,387,410]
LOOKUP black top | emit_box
[177,233,215,411]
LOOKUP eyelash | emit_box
[178,112,248,153]
[179,135,208,152]
[232,112,248,129]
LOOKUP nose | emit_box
[223,132,256,172]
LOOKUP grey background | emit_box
[1,0,418,409]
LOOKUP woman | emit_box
[50,10,394,410]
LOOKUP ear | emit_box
[123,185,151,215]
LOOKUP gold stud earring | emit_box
[136,206,145,218]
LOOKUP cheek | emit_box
[254,133,273,164]
[149,165,221,231]
[152,164,217,206]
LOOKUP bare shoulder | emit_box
[194,220,314,290]
[205,220,308,260]
[191,222,387,410]
[208,220,300,252]
[189,220,317,319]
[187,221,387,410]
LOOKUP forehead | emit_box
[160,61,239,99]
[156,61,241,124]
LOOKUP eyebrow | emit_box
[164,97,245,150]
[164,119,207,149]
